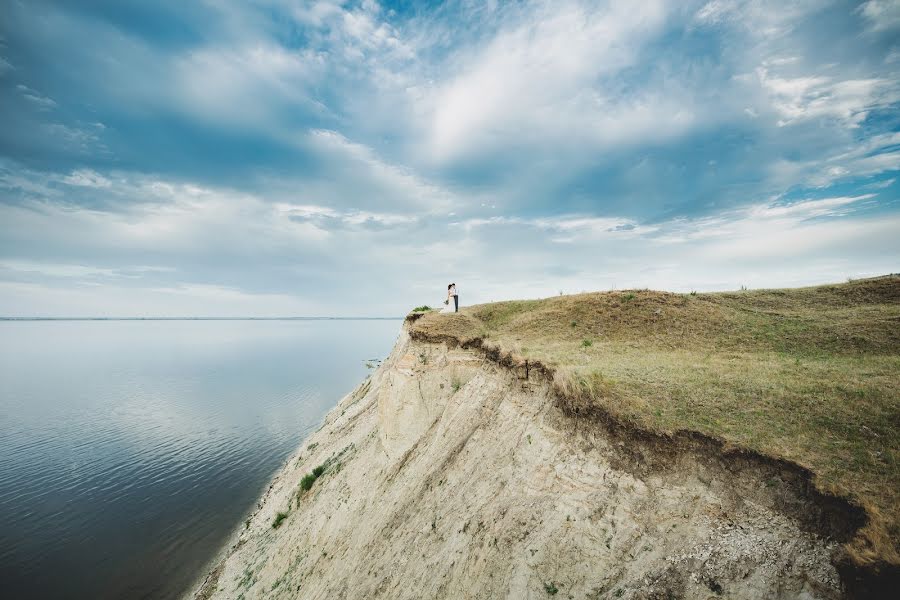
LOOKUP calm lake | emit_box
[0,319,401,600]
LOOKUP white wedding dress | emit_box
[440,297,455,313]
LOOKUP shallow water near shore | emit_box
[0,319,400,600]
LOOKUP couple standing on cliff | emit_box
[442,283,459,313]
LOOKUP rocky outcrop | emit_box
[191,327,864,600]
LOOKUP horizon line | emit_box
[0,316,404,321]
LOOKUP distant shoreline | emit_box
[0,317,404,321]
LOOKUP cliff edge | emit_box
[190,277,898,599]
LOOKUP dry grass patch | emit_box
[409,275,900,569]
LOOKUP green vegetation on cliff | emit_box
[409,275,900,569]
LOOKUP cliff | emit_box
[190,278,899,599]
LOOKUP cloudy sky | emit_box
[0,0,898,317]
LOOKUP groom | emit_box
[448,283,458,312]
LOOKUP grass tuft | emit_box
[272,511,288,529]
[412,305,431,312]
[299,463,327,493]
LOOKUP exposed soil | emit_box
[187,324,893,599]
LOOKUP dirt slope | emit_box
[189,326,871,600]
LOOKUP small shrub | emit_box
[412,305,431,312]
[544,581,558,595]
[623,292,635,302]
[272,511,288,529]
[298,462,329,496]
[570,320,577,328]
[689,290,697,296]
[451,377,461,393]
[582,339,592,348]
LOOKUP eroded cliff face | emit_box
[191,329,851,600]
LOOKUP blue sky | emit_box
[1,0,898,316]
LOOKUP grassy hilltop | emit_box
[409,275,900,570]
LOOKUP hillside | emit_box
[409,275,900,584]
[189,276,898,600]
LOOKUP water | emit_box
[0,319,401,600]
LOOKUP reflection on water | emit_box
[0,319,400,600]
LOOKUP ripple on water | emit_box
[0,319,400,600]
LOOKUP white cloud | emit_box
[865,177,895,189]
[0,175,332,260]
[16,84,57,110]
[0,260,119,279]
[0,260,173,279]
[307,129,458,212]
[694,0,827,37]
[746,194,875,219]
[0,280,318,318]
[171,44,325,127]
[455,214,651,240]
[421,0,681,163]
[62,169,112,188]
[754,68,897,127]
[38,123,105,154]
[274,202,416,227]
[0,167,438,279]
[859,0,900,31]
[769,132,900,187]
[1,164,897,315]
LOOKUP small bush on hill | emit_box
[272,511,288,529]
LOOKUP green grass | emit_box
[298,462,331,496]
[409,276,900,568]
[299,472,318,492]
[544,581,558,595]
[272,511,289,529]
[412,305,432,312]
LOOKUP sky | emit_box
[0,0,898,317]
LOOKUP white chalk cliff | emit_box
[191,324,851,600]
